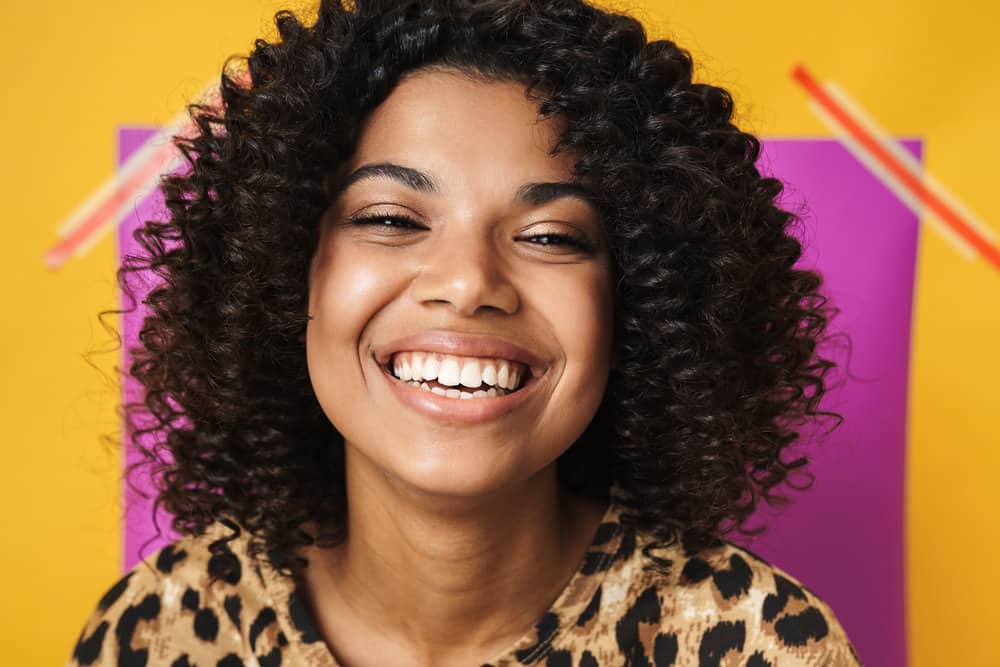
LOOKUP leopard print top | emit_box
[68,496,862,666]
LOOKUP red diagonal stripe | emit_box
[45,140,176,268]
[792,63,1000,272]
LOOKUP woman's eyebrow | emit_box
[333,161,600,210]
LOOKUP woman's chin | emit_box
[379,457,542,506]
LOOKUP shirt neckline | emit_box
[255,489,630,667]
[248,485,625,667]
[478,494,628,666]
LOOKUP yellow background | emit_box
[1,1,996,664]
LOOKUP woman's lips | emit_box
[378,358,546,425]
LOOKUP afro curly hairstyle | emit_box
[110,0,844,574]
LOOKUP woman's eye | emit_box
[519,233,595,252]
[348,216,594,252]
[350,213,426,230]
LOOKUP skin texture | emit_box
[300,68,615,666]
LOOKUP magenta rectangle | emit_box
[733,139,920,667]
[118,131,915,666]
[117,127,179,572]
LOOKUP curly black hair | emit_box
[108,0,843,574]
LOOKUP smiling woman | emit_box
[69,1,861,666]
[305,71,616,501]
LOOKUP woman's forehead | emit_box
[322,68,606,227]
[346,69,575,182]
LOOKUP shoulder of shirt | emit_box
[65,520,264,667]
[609,525,864,666]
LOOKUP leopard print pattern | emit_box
[68,499,862,666]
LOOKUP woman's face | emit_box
[306,68,614,498]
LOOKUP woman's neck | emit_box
[296,447,607,667]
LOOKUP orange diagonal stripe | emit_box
[44,140,177,269]
[792,63,1000,272]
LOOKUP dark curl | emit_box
[109,0,843,573]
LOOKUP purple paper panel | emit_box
[729,139,921,667]
[118,130,917,666]
[118,127,178,572]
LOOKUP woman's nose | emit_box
[409,224,520,317]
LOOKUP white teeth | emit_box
[507,369,520,391]
[421,355,440,381]
[403,378,510,399]
[438,359,461,386]
[497,363,510,389]
[459,359,482,388]
[390,351,530,394]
